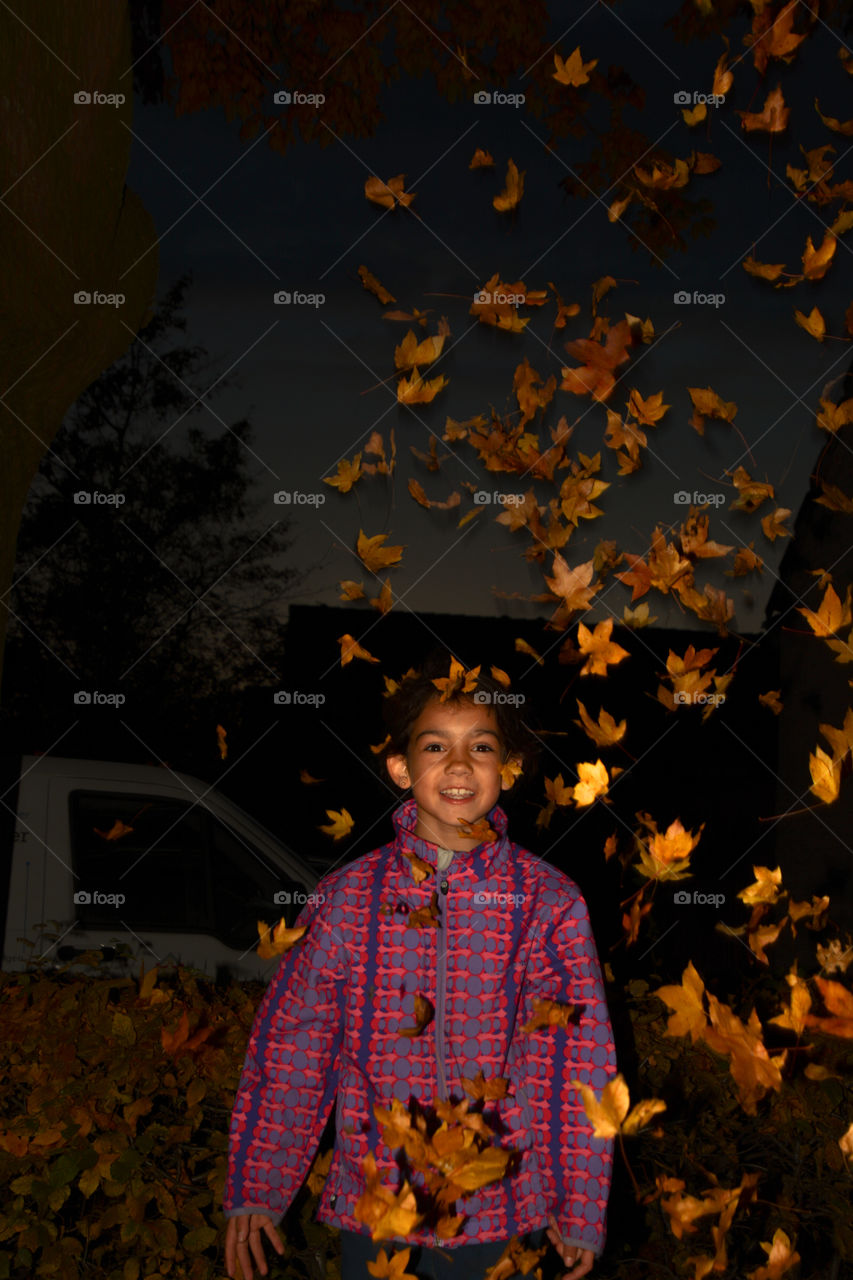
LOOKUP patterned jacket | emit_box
[224,800,618,1256]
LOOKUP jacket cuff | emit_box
[223,1206,284,1226]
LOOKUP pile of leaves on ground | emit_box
[2,908,852,1280]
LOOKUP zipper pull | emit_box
[439,879,448,896]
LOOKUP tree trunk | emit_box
[0,1,158,696]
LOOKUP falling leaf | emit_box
[761,508,791,541]
[493,158,525,212]
[574,700,627,748]
[353,1153,422,1241]
[398,994,434,1039]
[816,398,853,434]
[688,386,737,435]
[456,816,498,845]
[553,47,598,86]
[545,553,601,614]
[469,147,494,169]
[738,84,789,133]
[94,819,134,842]
[324,452,363,493]
[367,1247,420,1280]
[339,634,380,666]
[407,893,440,930]
[515,637,544,665]
[798,582,852,637]
[358,265,396,304]
[357,530,405,573]
[809,746,841,804]
[216,724,228,760]
[768,967,812,1035]
[318,808,355,840]
[369,578,393,614]
[623,601,658,627]
[654,961,707,1041]
[395,328,447,371]
[397,366,449,404]
[682,101,707,126]
[523,998,578,1033]
[572,759,610,807]
[794,306,826,341]
[256,918,308,960]
[365,174,415,209]
[577,619,630,676]
[802,231,837,280]
[401,847,432,884]
[636,812,703,881]
[814,97,853,135]
[743,255,787,281]
[738,865,783,906]
[730,466,774,512]
[299,768,324,784]
[561,320,633,403]
[759,690,783,714]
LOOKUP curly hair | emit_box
[378,648,541,783]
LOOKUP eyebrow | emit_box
[414,728,502,740]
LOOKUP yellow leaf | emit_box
[493,159,525,213]
[339,633,380,666]
[809,746,841,804]
[318,808,355,840]
[365,173,415,209]
[356,529,405,572]
[553,47,598,86]
[794,306,826,341]
[573,759,609,807]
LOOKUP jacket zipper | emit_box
[434,873,449,1248]
[434,873,449,1103]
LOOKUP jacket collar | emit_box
[392,798,511,883]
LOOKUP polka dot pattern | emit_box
[223,799,617,1256]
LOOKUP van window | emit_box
[69,792,295,948]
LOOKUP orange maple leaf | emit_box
[365,174,415,209]
[318,808,354,840]
[561,319,633,403]
[324,452,363,493]
[339,633,380,666]
[398,993,434,1039]
[738,84,789,132]
[94,818,134,842]
[356,530,405,573]
[493,159,525,212]
[469,147,494,169]
[577,618,630,676]
[358,265,396,304]
[553,47,597,86]
[256,918,309,960]
[654,961,707,1041]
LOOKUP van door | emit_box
[61,790,310,980]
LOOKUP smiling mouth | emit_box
[440,787,475,799]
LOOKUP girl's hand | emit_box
[546,1213,595,1280]
[225,1212,285,1279]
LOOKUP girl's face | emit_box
[386,696,517,850]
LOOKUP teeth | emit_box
[442,788,474,797]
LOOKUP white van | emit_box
[2,755,320,982]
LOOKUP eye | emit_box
[423,741,445,752]
[473,743,495,752]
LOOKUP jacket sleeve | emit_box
[524,886,617,1258]
[223,894,347,1223]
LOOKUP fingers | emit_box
[225,1213,283,1280]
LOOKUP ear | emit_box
[386,753,411,789]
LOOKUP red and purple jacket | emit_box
[224,799,618,1256]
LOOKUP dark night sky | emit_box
[122,0,853,632]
